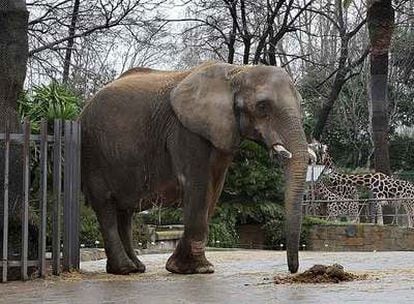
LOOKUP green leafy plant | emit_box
[139,207,184,225]
[80,203,103,247]
[223,140,284,204]
[18,82,81,132]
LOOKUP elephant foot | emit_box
[106,258,139,275]
[166,256,214,274]
[165,239,214,274]
[130,256,146,273]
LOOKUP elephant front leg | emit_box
[166,147,231,274]
[165,176,214,274]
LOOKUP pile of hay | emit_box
[274,264,367,284]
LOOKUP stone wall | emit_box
[237,224,266,249]
[308,224,414,251]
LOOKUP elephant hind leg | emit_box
[84,173,137,275]
[94,202,138,274]
[117,209,146,273]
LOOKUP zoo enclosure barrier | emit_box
[302,196,414,224]
[1,119,81,282]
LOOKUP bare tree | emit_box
[62,0,80,83]
[165,0,316,66]
[26,0,169,91]
[312,0,368,140]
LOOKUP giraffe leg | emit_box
[351,202,359,223]
[369,202,377,224]
[376,203,384,226]
[404,203,413,228]
[392,204,399,225]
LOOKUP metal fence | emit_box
[304,164,414,225]
[1,119,81,282]
[303,196,414,225]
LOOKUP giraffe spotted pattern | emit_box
[313,182,359,222]
[309,142,414,226]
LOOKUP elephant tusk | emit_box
[273,144,292,159]
[308,147,317,163]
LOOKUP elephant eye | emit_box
[255,100,270,117]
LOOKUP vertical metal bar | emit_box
[21,118,30,281]
[2,121,10,282]
[69,122,75,269]
[76,122,81,268]
[72,121,80,269]
[38,120,48,277]
[63,121,72,271]
[52,120,62,275]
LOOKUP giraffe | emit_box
[310,142,414,226]
[308,142,361,222]
[322,171,414,226]
[313,181,359,222]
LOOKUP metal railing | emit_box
[302,196,414,225]
[1,119,81,282]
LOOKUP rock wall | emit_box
[308,224,414,251]
[237,224,266,249]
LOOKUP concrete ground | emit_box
[1,250,414,303]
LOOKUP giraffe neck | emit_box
[323,153,335,169]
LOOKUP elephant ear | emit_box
[171,63,240,152]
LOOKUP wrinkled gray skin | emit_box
[80,62,308,275]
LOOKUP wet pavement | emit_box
[1,250,414,303]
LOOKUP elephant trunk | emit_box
[279,111,308,273]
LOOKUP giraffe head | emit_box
[308,140,331,166]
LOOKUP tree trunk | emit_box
[367,0,394,174]
[0,0,33,279]
[313,35,349,140]
[62,0,80,83]
[0,0,28,130]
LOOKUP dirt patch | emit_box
[274,264,368,284]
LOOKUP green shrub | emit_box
[222,140,284,204]
[18,82,82,132]
[79,203,102,247]
[131,214,151,248]
[208,203,239,247]
[139,207,184,225]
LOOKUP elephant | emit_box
[80,61,310,275]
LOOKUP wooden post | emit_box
[38,120,48,277]
[52,120,62,275]
[21,118,30,281]
[2,122,10,282]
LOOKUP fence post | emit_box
[63,121,72,271]
[38,120,48,277]
[21,118,30,281]
[72,121,80,268]
[63,121,81,271]
[2,122,10,282]
[52,120,62,275]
